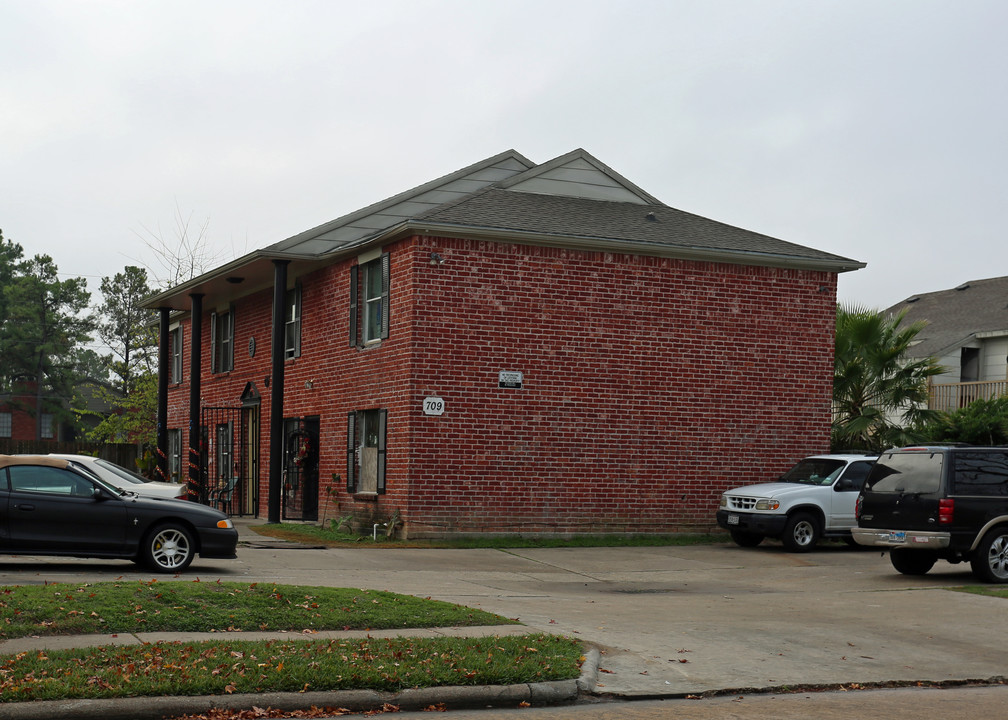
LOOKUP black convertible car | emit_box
[0,454,238,572]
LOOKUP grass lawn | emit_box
[255,522,723,548]
[0,580,513,638]
[0,580,582,703]
[0,634,582,702]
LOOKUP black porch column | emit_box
[268,260,289,523]
[188,294,204,501]
[156,307,170,480]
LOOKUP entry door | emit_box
[242,405,260,516]
[282,416,319,521]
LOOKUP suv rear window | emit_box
[864,452,943,494]
[953,451,1008,496]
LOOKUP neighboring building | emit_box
[145,148,864,536]
[0,386,60,444]
[884,276,1008,411]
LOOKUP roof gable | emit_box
[495,148,662,204]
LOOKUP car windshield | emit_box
[94,458,151,485]
[781,459,846,486]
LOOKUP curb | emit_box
[1,649,600,719]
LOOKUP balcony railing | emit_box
[929,380,1008,412]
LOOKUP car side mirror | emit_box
[92,486,110,501]
[835,478,854,491]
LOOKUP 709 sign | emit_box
[423,397,445,416]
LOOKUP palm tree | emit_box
[832,303,943,452]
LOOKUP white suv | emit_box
[716,454,877,552]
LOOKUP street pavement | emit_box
[1,519,1006,716]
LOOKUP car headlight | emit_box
[755,499,780,511]
[217,519,234,529]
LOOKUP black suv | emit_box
[853,445,1008,582]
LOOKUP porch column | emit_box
[156,307,170,480]
[188,293,204,501]
[268,260,289,523]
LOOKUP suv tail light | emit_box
[938,498,954,525]
[855,495,862,519]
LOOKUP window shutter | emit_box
[210,312,218,374]
[346,412,357,493]
[379,252,390,340]
[293,283,302,358]
[377,408,387,494]
[226,306,235,372]
[348,265,359,347]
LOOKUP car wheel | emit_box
[970,528,1008,583]
[781,512,819,552]
[890,547,937,576]
[729,530,764,547]
[142,523,195,573]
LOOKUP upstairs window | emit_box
[170,327,183,384]
[285,284,301,360]
[211,307,234,374]
[0,412,11,439]
[349,253,390,347]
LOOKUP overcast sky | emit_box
[2,0,1005,313]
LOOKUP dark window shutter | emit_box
[379,252,390,340]
[293,283,302,358]
[348,265,359,347]
[210,312,218,373]
[377,408,387,494]
[226,306,235,371]
[346,412,357,493]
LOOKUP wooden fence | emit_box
[0,440,141,471]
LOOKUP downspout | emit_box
[188,294,203,502]
[157,307,170,480]
[268,260,289,523]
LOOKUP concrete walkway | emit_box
[2,519,1006,717]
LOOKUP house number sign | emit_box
[423,397,445,416]
[498,370,523,389]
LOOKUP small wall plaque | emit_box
[498,370,523,389]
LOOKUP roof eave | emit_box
[384,221,867,274]
[142,249,323,311]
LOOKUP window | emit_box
[349,253,390,347]
[346,409,387,494]
[954,452,1008,496]
[285,284,301,360]
[170,327,183,384]
[0,412,11,439]
[167,429,183,484]
[40,413,54,440]
[211,307,234,373]
[216,423,233,483]
[9,465,93,497]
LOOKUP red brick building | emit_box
[146,149,864,536]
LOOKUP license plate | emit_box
[728,514,739,525]
[888,531,906,543]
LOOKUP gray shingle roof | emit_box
[885,276,1008,358]
[416,187,855,265]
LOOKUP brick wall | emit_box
[166,233,837,536]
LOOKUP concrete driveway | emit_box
[1,525,1005,699]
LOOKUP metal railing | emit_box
[929,380,1008,412]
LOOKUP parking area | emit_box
[1,529,1004,698]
